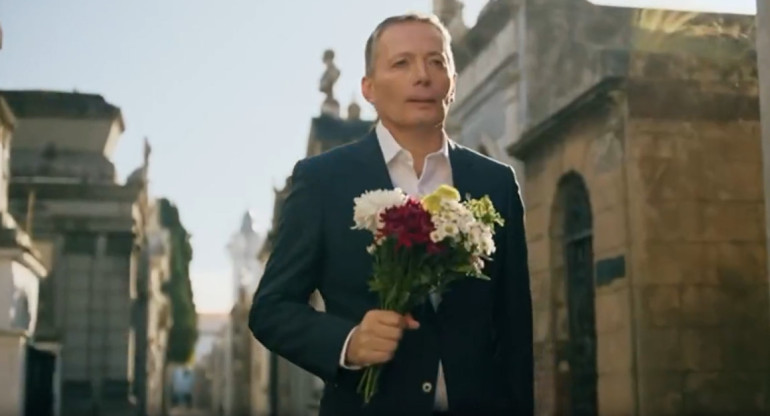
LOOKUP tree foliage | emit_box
[158,198,198,364]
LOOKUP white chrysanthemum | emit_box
[352,188,407,232]
[472,256,485,274]
[429,198,483,248]
[442,200,474,232]
[481,228,496,255]
[441,223,459,238]
[468,224,483,244]
[463,223,495,256]
[428,195,500,257]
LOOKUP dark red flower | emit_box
[378,197,435,250]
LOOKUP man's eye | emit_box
[431,59,445,67]
[393,60,407,67]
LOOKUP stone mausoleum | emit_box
[444,0,769,414]
[509,3,769,416]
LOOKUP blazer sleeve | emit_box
[495,165,534,414]
[249,159,357,383]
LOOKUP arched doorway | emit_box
[552,172,598,416]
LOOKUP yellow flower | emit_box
[422,185,461,213]
[433,184,461,201]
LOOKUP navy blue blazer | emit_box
[249,130,533,416]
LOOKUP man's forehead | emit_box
[379,20,444,41]
[377,22,446,53]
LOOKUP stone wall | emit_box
[447,12,523,190]
[624,50,768,414]
[0,333,25,416]
[519,87,632,415]
[627,116,767,415]
[522,0,633,132]
[249,339,271,416]
[511,1,766,412]
[449,17,519,154]
[758,0,770,283]
[0,117,9,214]
[522,1,756,134]
[514,46,769,414]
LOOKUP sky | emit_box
[0,0,756,313]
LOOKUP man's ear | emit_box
[448,72,458,103]
[361,76,375,104]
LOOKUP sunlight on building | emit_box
[588,0,756,15]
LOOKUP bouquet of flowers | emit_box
[351,184,505,404]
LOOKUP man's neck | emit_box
[381,119,445,160]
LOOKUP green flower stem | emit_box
[359,245,426,405]
[358,273,412,405]
[357,364,384,404]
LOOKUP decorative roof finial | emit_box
[432,0,468,40]
[319,49,341,117]
[347,94,361,120]
[432,0,463,24]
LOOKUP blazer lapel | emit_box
[352,129,395,191]
[448,140,478,202]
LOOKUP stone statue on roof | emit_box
[320,49,341,117]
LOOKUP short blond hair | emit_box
[364,13,455,76]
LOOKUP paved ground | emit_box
[169,406,212,416]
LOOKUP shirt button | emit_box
[422,382,433,393]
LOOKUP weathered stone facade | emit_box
[1,90,159,416]
[446,0,523,174]
[226,293,253,416]
[222,212,263,416]
[140,198,173,416]
[758,0,770,282]
[0,95,51,416]
[510,11,768,415]
[519,0,633,134]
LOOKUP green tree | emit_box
[158,198,198,363]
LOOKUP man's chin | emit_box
[402,117,444,130]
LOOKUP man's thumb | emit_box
[404,313,420,330]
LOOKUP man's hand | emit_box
[345,310,420,367]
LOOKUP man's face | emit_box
[362,21,456,130]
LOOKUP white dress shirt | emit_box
[339,121,452,411]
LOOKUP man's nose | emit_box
[412,61,430,85]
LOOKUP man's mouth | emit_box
[407,98,436,104]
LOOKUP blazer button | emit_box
[422,382,433,393]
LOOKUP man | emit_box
[249,13,533,416]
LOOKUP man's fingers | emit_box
[373,310,403,327]
[353,337,395,365]
[364,350,394,365]
[367,337,398,353]
[373,324,403,341]
[369,310,420,330]
[358,329,399,351]
[352,310,424,367]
